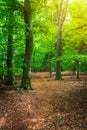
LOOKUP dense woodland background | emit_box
[0,0,87,89]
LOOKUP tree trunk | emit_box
[1,50,5,83]
[6,11,15,85]
[49,52,52,77]
[21,0,33,90]
[49,61,52,77]
[77,62,80,79]
[56,0,69,80]
[56,24,62,79]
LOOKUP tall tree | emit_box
[21,0,33,90]
[6,0,16,85]
[56,0,69,79]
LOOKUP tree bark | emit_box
[56,0,69,80]
[6,10,15,85]
[56,24,62,79]
[49,53,53,77]
[77,62,80,79]
[21,0,33,90]
[1,50,5,83]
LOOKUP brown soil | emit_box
[0,72,87,130]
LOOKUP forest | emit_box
[0,0,87,129]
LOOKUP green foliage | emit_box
[0,0,87,78]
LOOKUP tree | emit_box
[56,0,69,80]
[6,8,15,85]
[62,0,87,77]
[20,0,33,90]
[0,0,17,85]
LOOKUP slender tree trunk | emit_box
[49,51,52,77]
[77,62,80,79]
[1,50,5,82]
[21,0,33,90]
[49,61,52,77]
[56,24,62,79]
[6,11,15,85]
[56,0,69,80]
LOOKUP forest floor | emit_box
[0,72,87,130]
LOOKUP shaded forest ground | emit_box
[0,72,87,130]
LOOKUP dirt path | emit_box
[0,72,87,130]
